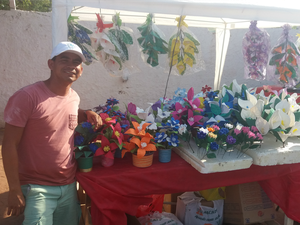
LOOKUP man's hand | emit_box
[7,189,25,216]
[85,110,103,130]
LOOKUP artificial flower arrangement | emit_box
[267,24,300,87]
[137,13,169,67]
[91,12,137,76]
[91,98,129,164]
[242,20,271,80]
[168,16,205,75]
[74,121,100,159]
[67,15,97,65]
[222,79,300,145]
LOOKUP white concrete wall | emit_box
[1,9,298,128]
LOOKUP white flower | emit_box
[178,124,187,135]
[136,106,152,120]
[288,122,300,136]
[224,123,233,129]
[288,97,300,112]
[157,108,171,122]
[275,99,291,114]
[199,127,209,134]
[140,114,157,130]
[255,116,269,135]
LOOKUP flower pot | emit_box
[132,152,154,168]
[101,156,114,167]
[114,148,122,158]
[77,156,93,172]
[158,149,172,163]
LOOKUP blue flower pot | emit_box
[158,149,172,163]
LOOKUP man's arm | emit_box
[1,123,25,216]
[78,109,103,130]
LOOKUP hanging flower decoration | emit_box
[168,16,205,75]
[91,12,136,76]
[67,15,97,65]
[268,24,300,87]
[242,21,271,80]
[137,13,169,67]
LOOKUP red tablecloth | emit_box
[76,151,300,225]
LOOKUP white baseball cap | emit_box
[51,42,86,62]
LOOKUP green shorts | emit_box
[21,181,81,225]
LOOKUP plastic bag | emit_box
[137,13,169,68]
[176,192,223,225]
[67,15,97,65]
[136,194,164,218]
[198,187,226,201]
[267,24,300,87]
[168,16,205,75]
[242,21,271,80]
[90,12,140,79]
[138,211,183,225]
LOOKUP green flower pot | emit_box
[77,156,93,172]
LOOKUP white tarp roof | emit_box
[52,0,300,89]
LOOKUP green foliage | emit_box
[16,0,52,12]
[0,0,10,10]
[137,13,168,67]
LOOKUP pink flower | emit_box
[257,133,263,140]
[247,131,256,139]
[234,129,241,135]
[187,109,203,127]
[241,126,250,134]
[212,125,220,131]
[251,126,259,132]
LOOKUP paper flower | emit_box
[242,21,271,80]
[137,13,168,67]
[268,24,300,87]
[67,15,97,65]
[168,16,205,75]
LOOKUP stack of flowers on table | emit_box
[223,79,300,145]
[92,98,128,167]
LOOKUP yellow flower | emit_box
[170,38,180,54]
[183,54,194,67]
[175,15,188,28]
[169,54,179,66]
[176,60,186,75]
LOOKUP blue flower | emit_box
[207,91,218,101]
[210,142,219,151]
[155,132,167,143]
[82,122,92,129]
[75,136,84,146]
[166,133,179,147]
[75,29,90,44]
[219,127,229,136]
[106,98,119,106]
[89,143,98,154]
[174,88,187,98]
[197,131,207,139]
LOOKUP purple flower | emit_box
[152,100,161,112]
[226,135,236,145]
[127,102,137,115]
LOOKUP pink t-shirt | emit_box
[4,81,79,186]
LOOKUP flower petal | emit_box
[255,116,269,135]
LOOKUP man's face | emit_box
[48,52,83,83]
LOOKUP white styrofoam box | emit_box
[174,140,253,174]
[244,133,300,166]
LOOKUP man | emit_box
[2,42,102,225]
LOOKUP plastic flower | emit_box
[155,132,167,143]
[184,87,202,111]
[171,102,187,120]
[95,136,118,159]
[140,114,157,130]
[187,109,203,126]
[125,121,152,138]
[255,116,270,135]
[130,136,157,158]
[226,136,236,145]
[157,108,171,122]
[111,122,124,145]
[178,124,187,135]
[210,142,219,151]
[166,133,179,147]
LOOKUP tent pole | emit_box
[216,23,228,90]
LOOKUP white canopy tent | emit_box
[52,0,300,89]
